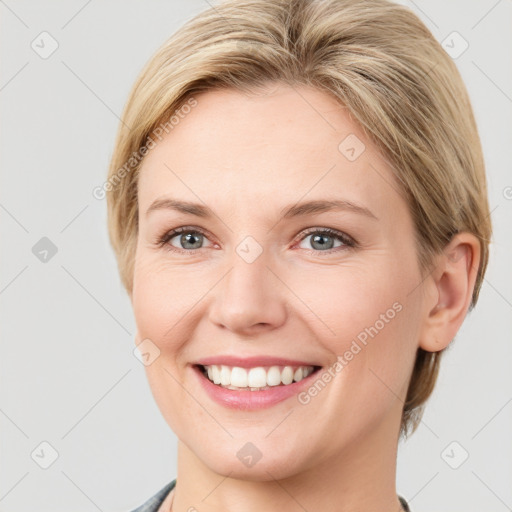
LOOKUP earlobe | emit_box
[418,233,481,353]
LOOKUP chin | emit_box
[184,435,308,481]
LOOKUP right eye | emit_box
[157,226,215,254]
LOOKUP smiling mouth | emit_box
[194,363,322,391]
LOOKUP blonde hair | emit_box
[106,0,492,440]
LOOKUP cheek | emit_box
[288,260,408,341]
[132,259,204,433]
[132,256,205,336]
[288,258,419,391]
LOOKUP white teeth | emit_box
[202,364,317,390]
[281,366,294,385]
[231,366,248,387]
[247,367,267,387]
[266,366,282,386]
[220,366,231,386]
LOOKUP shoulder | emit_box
[129,479,176,512]
[398,494,412,512]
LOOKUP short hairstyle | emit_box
[106,0,492,440]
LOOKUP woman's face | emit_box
[132,84,428,479]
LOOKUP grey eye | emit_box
[170,231,208,250]
[298,232,345,251]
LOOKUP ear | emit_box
[418,232,481,352]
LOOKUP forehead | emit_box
[137,85,403,218]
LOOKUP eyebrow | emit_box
[145,197,378,220]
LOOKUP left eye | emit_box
[296,229,354,252]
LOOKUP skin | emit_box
[130,83,480,512]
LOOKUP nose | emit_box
[208,251,287,335]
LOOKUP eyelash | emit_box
[155,226,357,256]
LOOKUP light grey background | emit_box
[1,1,511,511]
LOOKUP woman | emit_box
[105,0,492,510]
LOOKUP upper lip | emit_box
[193,355,321,368]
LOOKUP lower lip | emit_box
[192,365,322,410]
